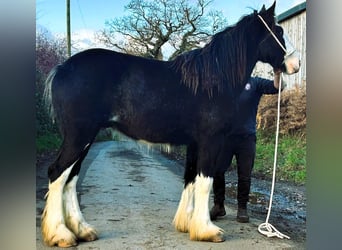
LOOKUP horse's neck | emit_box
[244,47,260,81]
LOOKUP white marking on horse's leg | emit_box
[173,182,194,232]
[189,174,225,242]
[63,175,98,241]
[41,165,77,247]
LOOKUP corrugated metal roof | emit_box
[277,2,306,23]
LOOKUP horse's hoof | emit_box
[42,224,78,247]
[78,226,98,242]
[190,232,226,243]
[46,233,78,248]
[56,238,78,248]
[211,233,226,243]
[189,226,225,242]
[203,230,225,243]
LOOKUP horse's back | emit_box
[48,48,192,142]
[54,49,130,83]
[52,48,171,90]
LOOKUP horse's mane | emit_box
[171,11,258,96]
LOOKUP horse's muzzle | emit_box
[283,51,300,75]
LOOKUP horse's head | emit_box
[255,1,300,75]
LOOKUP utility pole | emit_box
[66,0,71,57]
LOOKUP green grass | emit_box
[36,133,62,154]
[254,131,306,184]
[168,131,306,185]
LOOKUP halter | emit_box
[257,15,295,57]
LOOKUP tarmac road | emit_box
[36,140,304,249]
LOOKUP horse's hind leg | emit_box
[41,157,78,247]
[63,145,98,242]
[41,127,98,247]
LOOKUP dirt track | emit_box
[36,141,305,249]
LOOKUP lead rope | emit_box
[257,75,290,239]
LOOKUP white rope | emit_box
[257,15,287,54]
[257,76,290,239]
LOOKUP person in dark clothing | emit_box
[210,70,285,223]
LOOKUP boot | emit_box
[210,204,226,220]
[236,207,249,223]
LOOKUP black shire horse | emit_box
[42,2,299,247]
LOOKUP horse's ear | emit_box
[266,1,276,16]
[259,4,266,12]
[259,1,276,21]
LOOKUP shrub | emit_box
[257,85,306,137]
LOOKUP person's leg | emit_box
[210,173,226,220]
[235,134,256,223]
[210,148,233,220]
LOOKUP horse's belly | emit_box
[113,108,192,145]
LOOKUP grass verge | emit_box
[254,131,306,184]
[36,133,62,154]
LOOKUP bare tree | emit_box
[36,31,66,75]
[97,0,227,60]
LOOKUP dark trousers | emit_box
[213,134,256,209]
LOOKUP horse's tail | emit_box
[43,65,60,122]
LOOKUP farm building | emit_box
[253,1,306,89]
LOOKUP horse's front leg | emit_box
[188,174,225,242]
[174,140,225,242]
[187,140,226,242]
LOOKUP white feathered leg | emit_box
[41,166,77,247]
[173,182,195,232]
[63,175,98,241]
[188,174,225,242]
